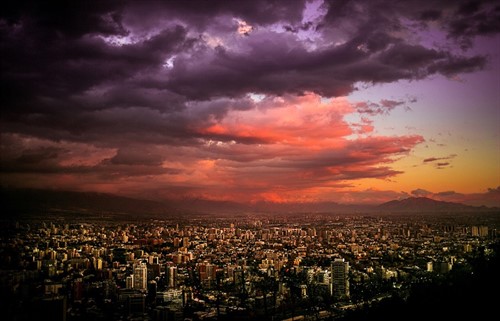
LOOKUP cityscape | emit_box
[1,1,499,320]
[1,208,499,320]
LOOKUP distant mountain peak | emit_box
[377,196,482,213]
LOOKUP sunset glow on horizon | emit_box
[1,0,499,207]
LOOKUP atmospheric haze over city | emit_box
[0,1,499,321]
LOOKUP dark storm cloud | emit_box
[0,136,178,177]
[1,0,498,201]
[1,146,70,174]
[419,10,442,21]
[1,0,494,121]
[321,0,499,42]
[93,162,182,178]
[125,0,306,28]
[15,147,61,165]
[109,146,165,166]
[0,98,265,147]
[165,31,487,100]
[1,158,178,177]
[448,1,500,48]
[0,21,192,112]
[2,0,127,38]
[427,55,486,77]
[2,0,493,115]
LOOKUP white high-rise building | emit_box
[133,262,148,291]
[331,258,349,300]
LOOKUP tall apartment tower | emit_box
[133,262,148,291]
[166,266,178,288]
[126,275,134,289]
[331,258,349,300]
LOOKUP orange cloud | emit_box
[1,93,425,203]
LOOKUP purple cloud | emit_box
[355,99,408,115]
[0,1,498,203]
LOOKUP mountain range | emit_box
[1,188,497,217]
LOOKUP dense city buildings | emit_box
[1,211,499,320]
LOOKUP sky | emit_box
[1,0,499,206]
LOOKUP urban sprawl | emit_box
[1,212,498,320]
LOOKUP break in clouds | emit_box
[1,0,499,203]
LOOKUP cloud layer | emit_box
[1,0,499,205]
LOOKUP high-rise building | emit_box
[133,262,148,291]
[331,258,349,300]
[126,275,134,289]
[166,266,177,288]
